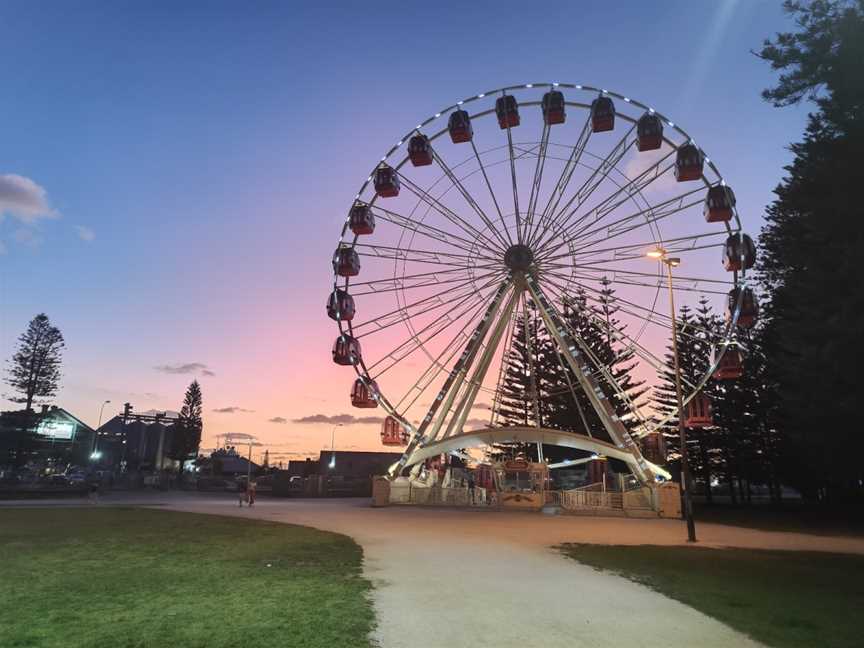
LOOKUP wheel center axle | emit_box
[504,244,534,272]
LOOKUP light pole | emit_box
[90,400,111,460]
[329,423,342,469]
[648,248,697,542]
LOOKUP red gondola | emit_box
[332,245,360,277]
[374,164,400,198]
[726,287,759,329]
[636,112,663,151]
[704,185,735,223]
[326,288,355,321]
[381,416,408,446]
[332,334,362,366]
[350,378,378,408]
[496,95,520,129]
[541,90,566,125]
[448,109,473,143]
[684,393,713,428]
[408,134,433,167]
[349,201,375,236]
[714,347,743,380]
[590,96,615,132]
[640,432,666,465]
[675,143,704,182]
[723,233,757,272]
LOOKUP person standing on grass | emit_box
[247,480,257,507]
[238,478,247,507]
[88,479,100,504]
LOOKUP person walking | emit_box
[88,478,100,505]
[247,480,257,508]
[467,474,476,506]
[237,478,247,507]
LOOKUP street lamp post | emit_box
[329,423,343,469]
[648,248,697,542]
[90,400,111,460]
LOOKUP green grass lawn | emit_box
[560,544,864,648]
[0,508,375,648]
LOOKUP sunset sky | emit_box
[0,1,808,464]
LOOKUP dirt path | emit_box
[162,497,861,648]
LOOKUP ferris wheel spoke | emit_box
[352,273,502,338]
[372,205,494,256]
[349,264,500,296]
[469,140,514,247]
[562,230,728,264]
[540,270,721,339]
[368,280,501,380]
[535,149,675,258]
[533,124,637,253]
[560,187,705,257]
[396,172,503,253]
[392,299,489,413]
[354,242,498,267]
[488,303,519,427]
[528,113,593,249]
[367,286,496,378]
[544,158,680,258]
[504,116,523,243]
[541,261,734,291]
[541,276,700,394]
[430,149,510,250]
[523,123,551,243]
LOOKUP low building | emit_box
[0,405,96,468]
[97,410,181,472]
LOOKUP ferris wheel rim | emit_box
[331,81,751,450]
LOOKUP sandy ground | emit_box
[8,495,864,648]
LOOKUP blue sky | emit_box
[0,1,809,460]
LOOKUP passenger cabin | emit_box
[723,233,756,272]
[675,144,704,182]
[350,378,378,408]
[408,134,433,167]
[495,95,520,129]
[332,246,360,277]
[326,288,355,321]
[704,185,735,223]
[542,90,566,125]
[591,96,615,132]
[637,112,663,151]
[349,201,375,236]
[640,432,666,465]
[714,347,743,380]
[448,109,473,143]
[381,416,408,446]
[727,287,759,329]
[685,393,713,428]
[373,165,400,198]
[332,335,362,366]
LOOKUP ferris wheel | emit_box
[328,83,757,484]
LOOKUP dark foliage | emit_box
[5,314,64,411]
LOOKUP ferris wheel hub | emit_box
[503,244,534,272]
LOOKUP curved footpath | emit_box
[156,496,861,648]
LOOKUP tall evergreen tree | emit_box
[756,0,864,500]
[548,284,648,442]
[171,380,203,476]
[492,284,647,463]
[5,314,65,411]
